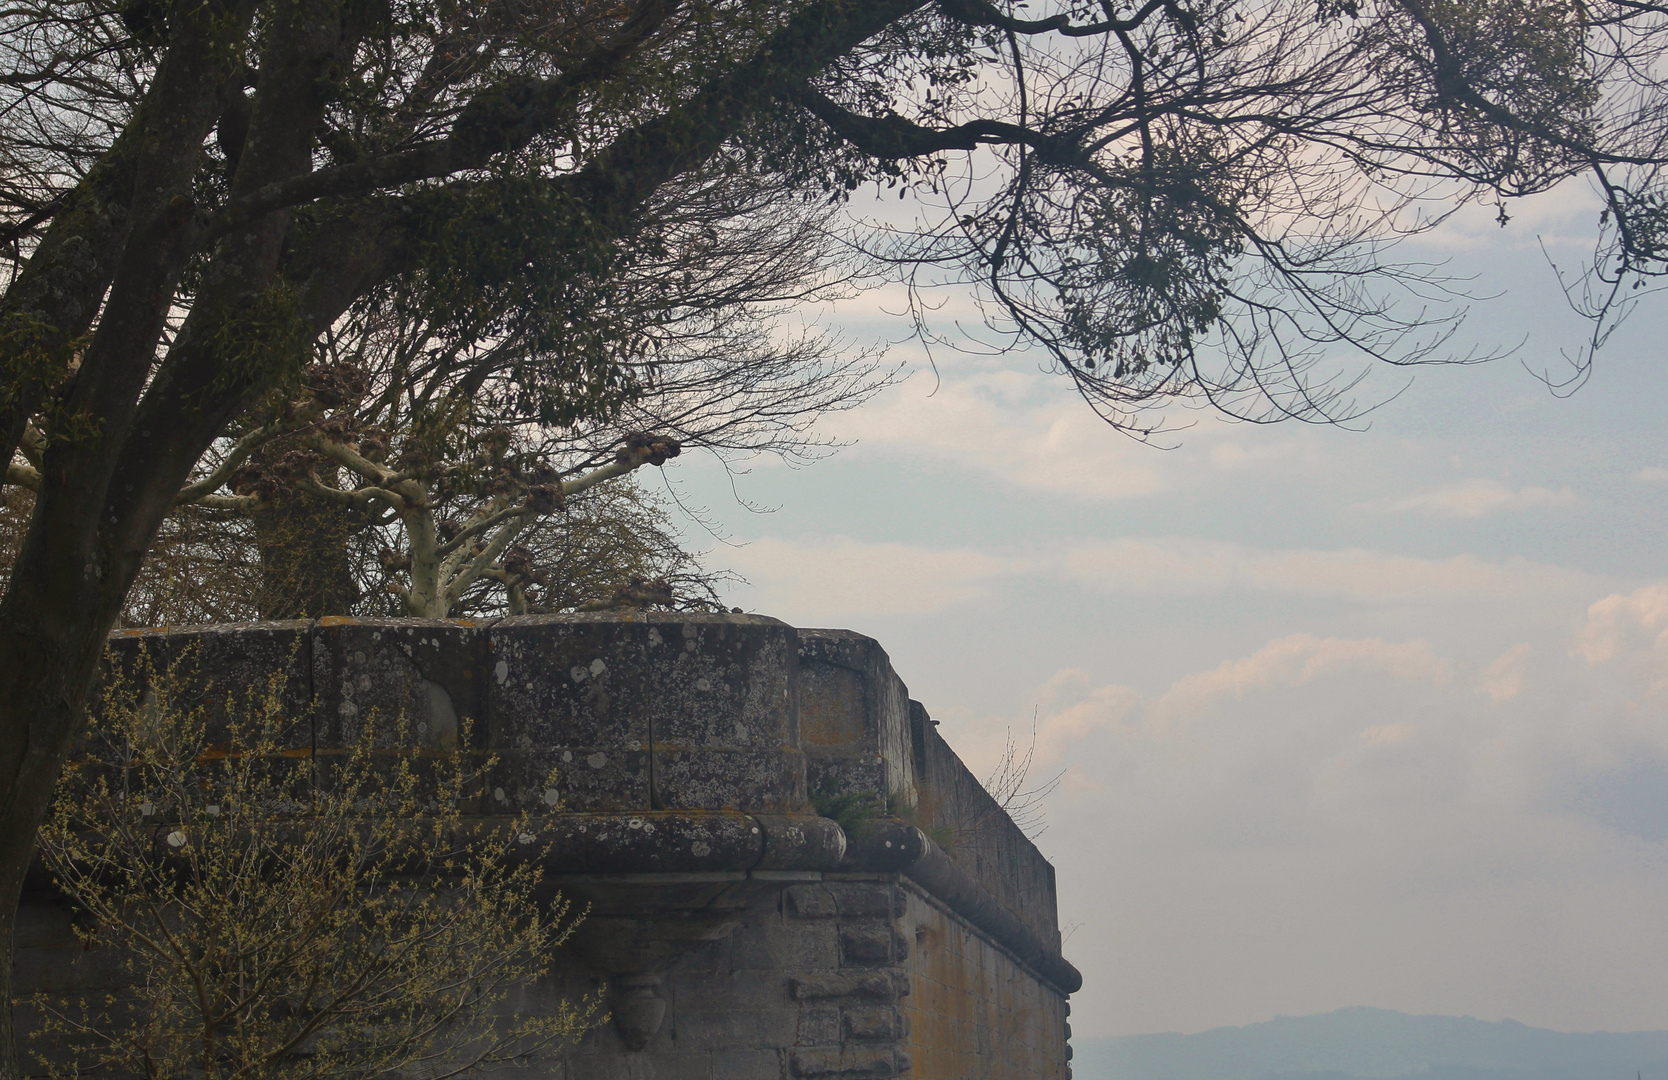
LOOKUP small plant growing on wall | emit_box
[31,651,597,1080]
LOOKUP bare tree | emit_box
[4,0,1668,1068]
[33,649,597,1079]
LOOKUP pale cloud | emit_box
[1369,478,1577,518]
[925,578,1668,1036]
[987,635,1451,773]
[1415,180,1605,253]
[722,536,1030,618]
[1572,582,1668,665]
[816,367,1309,500]
[823,370,1169,498]
[1572,583,1668,694]
[1063,538,1592,604]
[1360,722,1416,746]
[1637,466,1668,483]
[1477,643,1534,703]
[724,534,1603,625]
[1031,676,1144,762]
[1149,634,1452,726]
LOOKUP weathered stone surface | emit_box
[654,746,802,812]
[312,617,487,750]
[785,884,838,919]
[844,1005,909,1041]
[790,1046,907,1078]
[755,814,847,870]
[712,1048,786,1080]
[790,972,909,1001]
[839,925,910,966]
[103,621,312,749]
[826,881,899,919]
[486,614,804,812]
[797,630,913,807]
[900,881,1069,1079]
[42,615,1076,1080]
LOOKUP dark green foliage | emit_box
[810,776,884,837]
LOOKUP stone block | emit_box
[668,1001,800,1050]
[796,1005,842,1044]
[784,885,837,919]
[565,1048,708,1079]
[711,1049,785,1080]
[653,747,804,812]
[838,925,908,967]
[730,918,838,972]
[630,1051,718,1078]
[790,1046,904,1078]
[798,661,865,747]
[312,618,488,750]
[486,618,651,749]
[795,630,915,800]
[789,973,908,1001]
[485,745,651,813]
[102,621,312,750]
[640,618,798,748]
[486,615,795,747]
[843,1006,908,1041]
[486,615,802,812]
[825,882,897,919]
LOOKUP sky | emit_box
[659,182,1668,1040]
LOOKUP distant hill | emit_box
[1072,1007,1668,1080]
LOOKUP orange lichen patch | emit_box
[317,615,358,627]
[902,888,1067,1080]
[191,743,315,763]
[799,664,865,746]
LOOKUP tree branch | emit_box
[792,88,1067,161]
[434,500,530,558]
[206,0,683,239]
[937,0,1170,38]
[173,406,323,506]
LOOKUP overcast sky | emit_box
[665,182,1668,1039]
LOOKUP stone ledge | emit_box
[845,818,1083,994]
[790,972,910,1001]
[517,811,845,874]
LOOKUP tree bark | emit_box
[252,493,361,619]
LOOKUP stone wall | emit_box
[20,615,1080,1079]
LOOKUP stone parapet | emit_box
[40,614,1080,1079]
[795,629,1064,951]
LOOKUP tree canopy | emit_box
[4,0,1668,1070]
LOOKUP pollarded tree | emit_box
[182,168,887,619]
[5,168,889,622]
[5,0,1668,1070]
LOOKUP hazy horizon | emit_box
[1088,1007,1668,1040]
[1069,1007,1668,1080]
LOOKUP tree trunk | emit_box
[251,492,360,619]
[0,524,145,1076]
